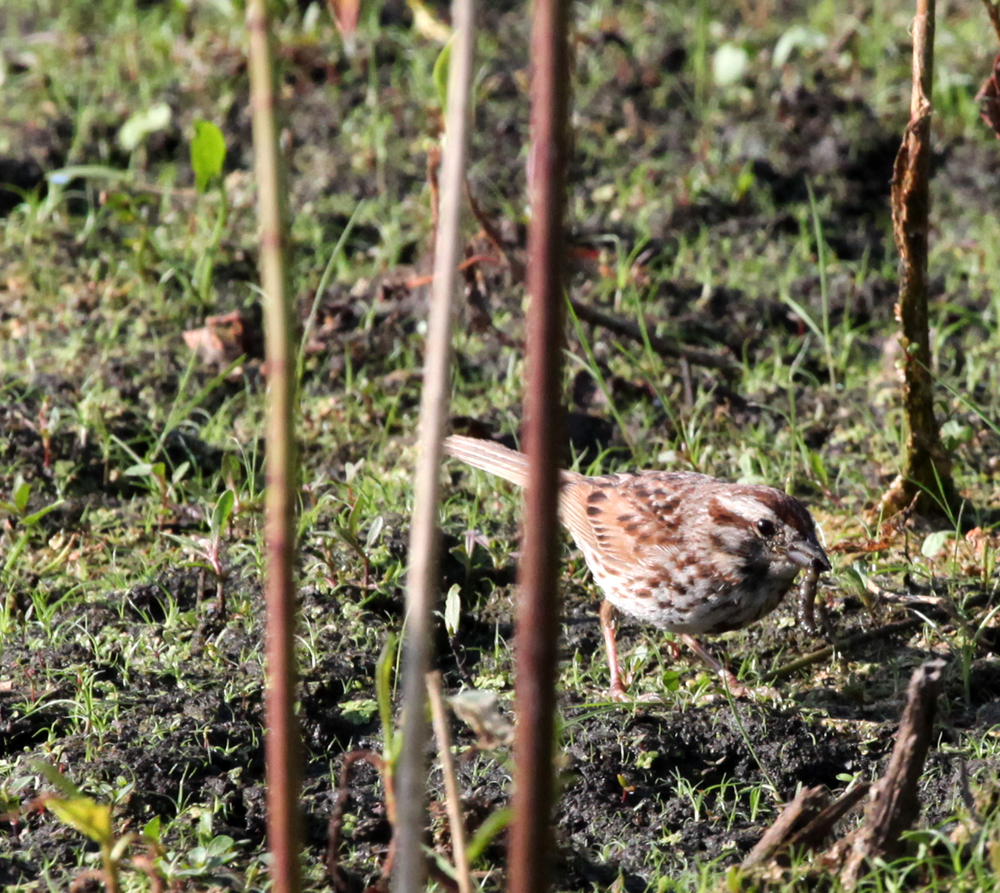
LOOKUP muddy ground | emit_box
[3,1,1000,891]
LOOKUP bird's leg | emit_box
[600,600,630,702]
[679,633,747,697]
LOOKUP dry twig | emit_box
[427,672,473,893]
[395,3,477,891]
[838,658,947,888]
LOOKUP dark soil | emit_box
[3,1,1000,891]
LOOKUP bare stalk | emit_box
[508,1,571,893]
[427,672,472,893]
[393,3,477,892]
[246,2,301,892]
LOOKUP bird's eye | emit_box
[756,518,776,537]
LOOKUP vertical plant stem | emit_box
[880,0,959,519]
[246,3,301,893]
[394,3,477,892]
[509,1,570,892]
[427,671,472,893]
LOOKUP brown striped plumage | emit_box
[444,435,830,700]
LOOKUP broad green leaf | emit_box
[191,121,227,193]
[142,815,162,842]
[204,834,236,858]
[47,797,112,845]
[921,530,952,559]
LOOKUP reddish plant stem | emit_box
[247,1,302,891]
[508,1,570,893]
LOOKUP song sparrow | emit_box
[444,435,830,700]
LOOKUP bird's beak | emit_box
[787,537,831,572]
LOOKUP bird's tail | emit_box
[443,435,531,487]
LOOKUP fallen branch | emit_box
[839,658,947,888]
[737,660,947,891]
[741,786,829,869]
[783,782,871,854]
[741,782,870,870]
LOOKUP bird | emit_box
[443,434,830,700]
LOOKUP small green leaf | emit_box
[191,121,227,193]
[204,834,236,858]
[110,833,136,862]
[13,482,31,515]
[142,815,162,842]
[340,698,379,724]
[211,490,236,540]
[222,454,242,485]
[31,760,82,799]
[376,633,398,753]
[124,463,155,478]
[432,35,455,112]
[47,797,113,845]
[172,461,191,485]
[921,530,952,559]
[47,165,134,186]
[365,515,384,551]
[660,670,681,693]
[119,102,172,152]
[444,584,461,638]
[940,419,973,451]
